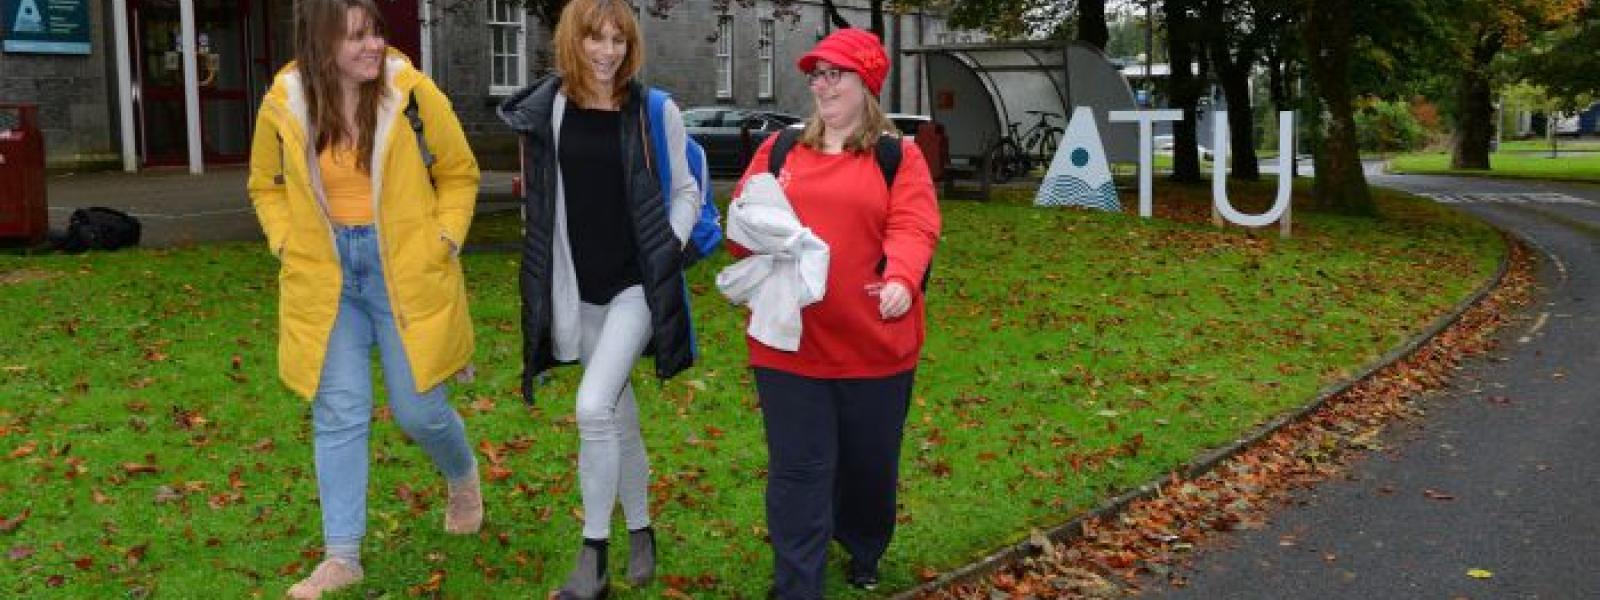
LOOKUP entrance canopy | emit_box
[905,41,1138,164]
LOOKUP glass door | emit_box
[130,0,257,166]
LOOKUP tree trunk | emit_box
[1302,0,1373,215]
[1451,31,1501,170]
[1203,0,1259,181]
[1078,0,1109,50]
[1166,0,1204,183]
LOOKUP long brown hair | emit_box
[799,91,899,154]
[553,0,643,108]
[295,0,388,171]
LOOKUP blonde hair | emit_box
[799,90,899,154]
[553,0,643,108]
[295,0,388,171]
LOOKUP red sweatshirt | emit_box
[731,135,942,378]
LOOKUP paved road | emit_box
[1153,172,1600,599]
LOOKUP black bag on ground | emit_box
[58,207,141,253]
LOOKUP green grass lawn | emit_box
[1388,149,1600,182]
[1495,138,1600,153]
[0,182,1503,598]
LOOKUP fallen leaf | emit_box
[45,574,64,587]
[72,556,94,570]
[126,544,148,565]
[121,462,161,475]
[1467,568,1493,579]
[486,464,514,482]
[8,545,34,560]
[0,509,29,533]
[8,441,36,459]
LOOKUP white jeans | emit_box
[575,285,653,539]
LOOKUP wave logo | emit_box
[11,0,44,33]
[1035,107,1119,212]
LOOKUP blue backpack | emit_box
[645,88,722,265]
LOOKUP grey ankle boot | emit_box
[626,526,656,586]
[557,538,609,600]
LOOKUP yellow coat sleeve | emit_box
[413,79,480,248]
[247,107,292,257]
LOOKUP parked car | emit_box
[887,113,932,140]
[682,107,801,174]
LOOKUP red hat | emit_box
[797,28,889,96]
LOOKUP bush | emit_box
[1356,99,1429,153]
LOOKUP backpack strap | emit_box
[406,91,435,170]
[767,127,802,177]
[875,134,902,189]
[770,129,902,192]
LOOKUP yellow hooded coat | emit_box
[247,51,479,399]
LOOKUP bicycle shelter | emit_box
[904,41,1138,199]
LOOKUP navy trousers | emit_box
[754,367,915,600]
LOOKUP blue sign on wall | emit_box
[3,0,91,55]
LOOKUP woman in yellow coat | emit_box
[245,1,481,597]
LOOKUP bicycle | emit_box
[984,111,1064,183]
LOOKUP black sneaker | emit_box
[846,564,879,591]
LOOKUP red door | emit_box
[378,0,422,65]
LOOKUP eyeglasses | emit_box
[806,67,846,87]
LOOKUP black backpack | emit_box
[766,129,931,290]
[58,207,141,253]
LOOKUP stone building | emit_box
[0,0,967,172]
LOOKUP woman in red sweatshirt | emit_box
[731,28,941,599]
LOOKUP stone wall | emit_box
[425,0,959,170]
[0,0,117,168]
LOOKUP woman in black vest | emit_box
[497,0,701,598]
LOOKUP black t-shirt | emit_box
[560,104,642,305]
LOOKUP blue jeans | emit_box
[313,225,476,553]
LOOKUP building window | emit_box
[716,16,734,100]
[758,19,775,100]
[488,1,527,96]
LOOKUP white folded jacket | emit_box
[715,173,830,351]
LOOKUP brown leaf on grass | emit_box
[470,396,496,413]
[478,440,504,465]
[704,424,725,440]
[121,462,160,475]
[125,544,147,565]
[918,565,940,582]
[72,556,94,570]
[8,545,34,560]
[409,569,445,595]
[8,441,36,459]
[171,406,208,430]
[661,589,695,600]
[278,560,303,577]
[228,467,245,491]
[0,508,29,533]
[249,437,276,453]
[486,464,514,482]
[45,574,64,587]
